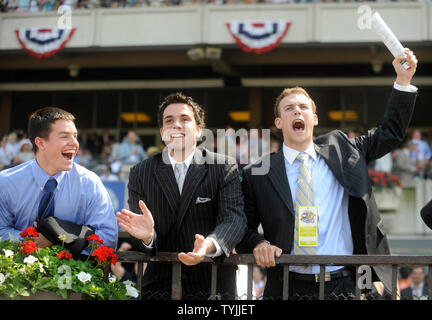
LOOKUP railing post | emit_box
[137,262,143,300]
[282,265,290,300]
[319,265,325,300]
[428,265,432,300]
[171,262,182,300]
[391,265,398,300]
[247,264,253,300]
[209,263,218,299]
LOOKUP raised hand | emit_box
[394,48,418,86]
[116,200,154,245]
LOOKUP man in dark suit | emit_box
[401,267,428,300]
[116,92,246,299]
[237,49,418,300]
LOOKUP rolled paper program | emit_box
[371,12,410,70]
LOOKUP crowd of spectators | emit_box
[0,0,422,13]
[2,126,432,187]
[362,128,432,186]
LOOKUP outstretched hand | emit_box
[178,234,215,266]
[116,200,154,245]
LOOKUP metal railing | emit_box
[111,252,432,300]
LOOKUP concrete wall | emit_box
[0,2,430,50]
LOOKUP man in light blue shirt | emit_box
[117,130,148,165]
[0,107,117,255]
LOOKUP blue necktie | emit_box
[37,178,57,221]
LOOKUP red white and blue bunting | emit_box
[226,21,291,54]
[15,27,76,59]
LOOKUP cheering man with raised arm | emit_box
[237,49,418,300]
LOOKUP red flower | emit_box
[20,226,39,239]
[87,234,104,245]
[92,246,117,266]
[19,240,38,254]
[57,250,72,260]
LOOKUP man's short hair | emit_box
[28,107,75,153]
[274,87,317,118]
[157,92,206,128]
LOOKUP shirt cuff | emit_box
[141,237,154,249]
[394,82,417,93]
[205,237,222,258]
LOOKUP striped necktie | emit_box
[294,152,317,255]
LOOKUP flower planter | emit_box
[373,187,402,212]
[19,291,91,300]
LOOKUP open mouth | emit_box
[292,119,305,132]
[171,133,184,139]
[62,150,75,161]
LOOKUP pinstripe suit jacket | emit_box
[127,147,246,299]
[237,88,417,298]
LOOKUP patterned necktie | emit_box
[37,178,57,221]
[294,153,317,255]
[174,163,186,194]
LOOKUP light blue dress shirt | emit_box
[283,144,353,274]
[0,159,118,254]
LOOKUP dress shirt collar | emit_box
[167,149,195,171]
[31,159,66,191]
[282,142,317,165]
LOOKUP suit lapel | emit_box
[153,149,180,213]
[176,148,208,232]
[268,150,294,215]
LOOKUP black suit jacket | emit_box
[127,147,246,299]
[401,284,429,300]
[237,88,417,298]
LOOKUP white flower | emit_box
[125,284,139,298]
[23,255,38,264]
[76,271,92,283]
[109,274,117,282]
[2,249,14,257]
[0,273,5,285]
[38,262,45,273]
[122,280,134,287]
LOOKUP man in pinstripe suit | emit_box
[237,49,418,299]
[116,93,246,299]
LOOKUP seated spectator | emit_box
[12,141,35,166]
[29,0,40,11]
[16,0,30,10]
[392,141,418,185]
[117,130,147,180]
[5,0,19,10]
[40,0,57,11]
[6,132,19,159]
[401,267,428,300]
[0,134,14,169]
[410,129,432,178]
[99,163,119,182]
